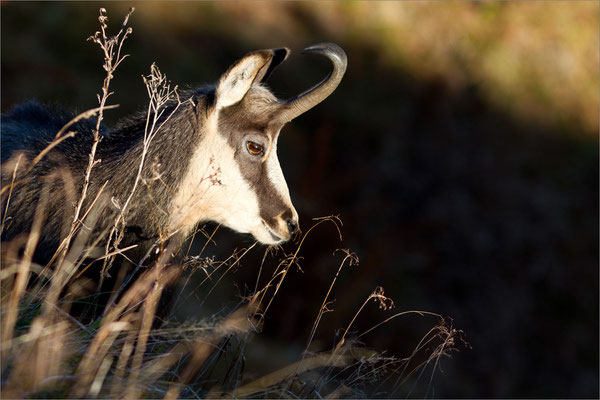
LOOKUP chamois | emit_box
[1,43,347,289]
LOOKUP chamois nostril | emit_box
[287,219,298,236]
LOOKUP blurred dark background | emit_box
[2,2,598,397]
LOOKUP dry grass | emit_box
[0,9,465,398]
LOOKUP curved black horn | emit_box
[278,43,347,123]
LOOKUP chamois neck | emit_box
[91,97,204,235]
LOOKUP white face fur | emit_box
[167,50,299,245]
[168,105,298,245]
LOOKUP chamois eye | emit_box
[246,141,264,156]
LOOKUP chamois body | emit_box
[1,95,204,265]
[1,43,347,296]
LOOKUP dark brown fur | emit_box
[218,88,295,232]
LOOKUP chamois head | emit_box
[168,43,347,245]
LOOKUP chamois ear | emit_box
[215,48,289,110]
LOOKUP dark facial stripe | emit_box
[217,92,292,230]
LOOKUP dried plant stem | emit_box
[88,354,114,398]
[164,299,262,399]
[0,105,117,198]
[124,276,164,398]
[102,63,182,281]
[28,105,119,176]
[336,286,394,351]
[359,310,442,338]
[109,329,137,397]
[72,319,134,398]
[201,242,257,302]
[41,181,109,309]
[259,216,343,318]
[218,347,376,398]
[390,319,463,395]
[60,7,134,268]
[305,249,358,354]
[141,341,191,384]
[75,261,180,397]
[257,218,335,314]
[1,153,23,232]
[1,185,49,360]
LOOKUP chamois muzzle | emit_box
[278,42,347,123]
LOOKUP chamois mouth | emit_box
[261,220,285,244]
